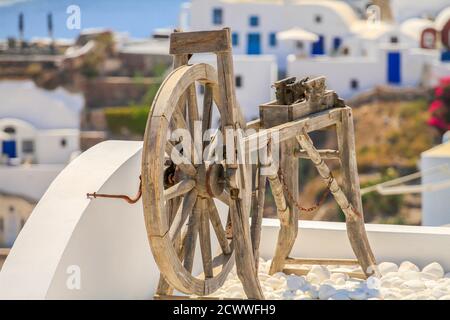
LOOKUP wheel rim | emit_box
[142,63,248,296]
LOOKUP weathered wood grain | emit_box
[170,29,232,55]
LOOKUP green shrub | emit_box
[104,105,149,136]
[361,168,404,222]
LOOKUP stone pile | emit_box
[207,259,450,300]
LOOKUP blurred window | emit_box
[213,8,223,25]
[269,33,277,47]
[390,36,399,44]
[232,32,239,46]
[249,16,259,27]
[3,127,15,135]
[22,140,34,154]
[235,75,243,88]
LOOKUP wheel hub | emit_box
[194,163,225,198]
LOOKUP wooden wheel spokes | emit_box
[143,63,241,297]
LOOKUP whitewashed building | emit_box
[421,142,450,227]
[0,80,83,200]
[191,54,277,122]
[181,0,450,99]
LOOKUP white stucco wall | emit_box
[0,80,83,130]
[391,0,450,23]
[0,165,64,201]
[35,130,80,164]
[0,141,226,299]
[191,54,277,122]
[188,0,361,70]
[287,46,441,98]
[421,144,450,226]
[287,54,384,98]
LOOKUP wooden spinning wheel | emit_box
[141,29,264,299]
[86,28,378,300]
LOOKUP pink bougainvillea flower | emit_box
[435,86,444,97]
[440,77,450,86]
[428,117,448,130]
[429,100,444,112]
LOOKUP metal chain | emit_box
[277,167,333,214]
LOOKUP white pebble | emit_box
[319,284,336,300]
[401,293,418,300]
[401,280,426,291]
[422,262,444,279]
[432,286,449,299]
[331,273,348,282]
[265,277,285,290]
[399,261,420,273]
[401,271,421,281]
[439,295,450,300]
[286,275,305,291]
[384,292,402,300]
[378,262,399,276]
[307,265,330,284]
[329,290,350,300]
[349,289,367,300]
[306,287,319,299]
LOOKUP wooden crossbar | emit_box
[170,29,232,55]
[285,257,359,266]
[283,267,366,280]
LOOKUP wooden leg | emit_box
[230,196,265,299]
[251,167,266,273]
[336,107,377,276]
[156,197,182,295]
[228,164,264,299]
[268,139,299,275]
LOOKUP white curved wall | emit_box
[0,140,225,299]
[0,141,155,299]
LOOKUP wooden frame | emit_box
[142,28,264,300]
[141,29,378,300]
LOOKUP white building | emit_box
[421,142,450,227]
[0,80,83,201]
[181,0,450,99]
[191,54,277,122]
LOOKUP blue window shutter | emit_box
[232,32,239,46]
[387,51,401,84]
[269,33,277,47]
[213,8,223,25]
[247,33,261,55]
[441,51,450,61]
[311,35,325,55]
[333,37,342,51]
[249,15,259,27]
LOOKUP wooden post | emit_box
[336,107,378,276]
[264,123,299,275]
[215,28,264,299]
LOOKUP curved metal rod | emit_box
[86,176,142,204]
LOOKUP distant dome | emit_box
[435,6,450,30]
[401,18,434,36]
[435,7,450,48]
[0,80,83,130]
